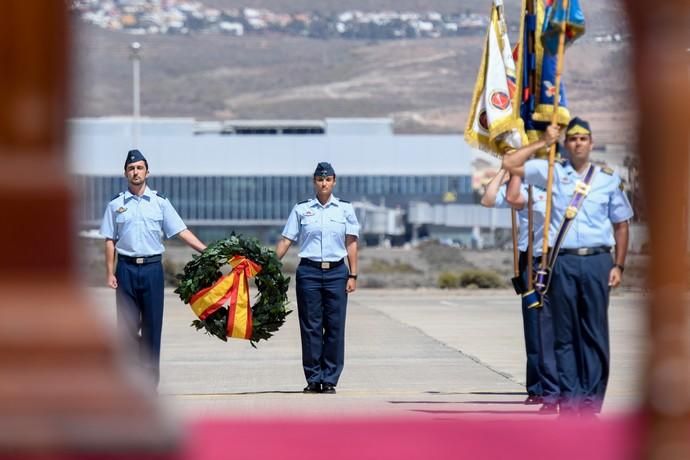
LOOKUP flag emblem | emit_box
[490,91,511,111]
[479,110,489,130]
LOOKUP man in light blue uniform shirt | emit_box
[503,118,633,415]
[482,168,559,413]
[275,162,359,394]
[100,149,206,386]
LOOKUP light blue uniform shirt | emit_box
[524,159,633,249]
[495,184,547,255]
[282,196,360,261]
[100,186,187,257]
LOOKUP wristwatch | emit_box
[613,264,625,273]
[348,273,358,280]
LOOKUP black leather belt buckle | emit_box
[120,254,161,264]
[560,246,611,256]
[301,258,343,270]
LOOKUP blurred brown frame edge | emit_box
[0,2,179,457]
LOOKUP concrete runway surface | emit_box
[86,287,645,421]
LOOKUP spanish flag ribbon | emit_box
[190,256,263,340]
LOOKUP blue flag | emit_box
[520,0,572,150]
[541,0,586,55]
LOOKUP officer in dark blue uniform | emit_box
[503,119,633,415]
[100,149,206,386]
[481,163,560,414]
[275,162,360,394]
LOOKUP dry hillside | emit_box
[72,1,634,143]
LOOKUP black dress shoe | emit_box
[538,402,559,414]
[524,395,543,405]
[321,383,336,394]
[303,382,321,393]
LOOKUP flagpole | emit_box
[511,209,520,278]
[525,0,536,290]
[539,0,569,270]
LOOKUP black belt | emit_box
[300,258,345,270]
[558,246,611,256]
[119,254,162,265]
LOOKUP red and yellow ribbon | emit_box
[189,256,263,340]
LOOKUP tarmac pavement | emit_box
[86,287,645,421]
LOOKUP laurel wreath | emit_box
[174,234,291,346]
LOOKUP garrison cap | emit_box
[566,117,592,136]
[124,149,148,169]
[314,162,335,177]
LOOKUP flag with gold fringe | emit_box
[520,0,578,148]
[465,0,527,156]
[541,0,586,55]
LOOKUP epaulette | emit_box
[154,191,168,200]
[339,199,351,203]
[110,192,124,201]
[555,157,567,165]
[297,199,309,204]
[601,166,614,175]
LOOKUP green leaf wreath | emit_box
[174,234,291,345]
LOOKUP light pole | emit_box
[129,41,141,148]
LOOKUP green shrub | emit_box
[438,269,505,289]
[458,269,505,288]
[438,271,461,289]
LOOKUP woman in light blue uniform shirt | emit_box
[275,162,360,394]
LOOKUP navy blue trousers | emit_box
[537,291,560,405]
[549,252,612,413]
[519,252,542,397]
[520,253,559,404]
[115,259,165,385]
[295,262,349,386]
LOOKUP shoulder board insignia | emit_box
[556,158,566,165]
[619,181,625,191]
[155,191,168,200]
[297,199,309,204]
[111,192,124,201]
[601,167,614,175]
[339,199,351,203]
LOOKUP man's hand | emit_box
[346,278,357,293]
[543,124,561,147]
[608,266,622,288]
[107,274,118,289]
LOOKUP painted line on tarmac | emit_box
[439,300,459,307]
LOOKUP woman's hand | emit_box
[346,278,357,293]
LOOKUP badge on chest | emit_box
[117,207,127,213]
